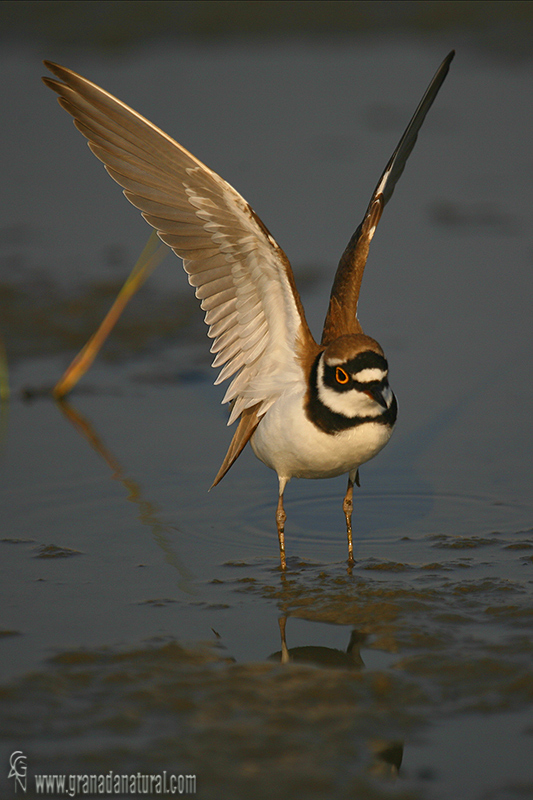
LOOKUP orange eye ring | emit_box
[335,367,349,385]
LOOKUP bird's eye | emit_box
[335,367,349,384]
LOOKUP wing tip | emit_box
[42,60,68,81]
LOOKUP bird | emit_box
[43,51,454,569]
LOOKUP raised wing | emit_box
[43,62,315,429]
[321,50,455,344]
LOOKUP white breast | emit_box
[251,386,393,481]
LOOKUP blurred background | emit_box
[2,0,533,51]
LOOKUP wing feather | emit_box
[321,50,455,344]
[211,338,241,366]
[43,61,317,447]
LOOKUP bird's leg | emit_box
[276,477,288,570]
[278,616,290,664]
[343,478,354,563]
[343,469,359,565]
[276,494,287,570]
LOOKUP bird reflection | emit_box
[270,616,366,669]
[270,616,403,779]
[368,739,404,779]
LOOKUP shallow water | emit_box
[1,34,533,800]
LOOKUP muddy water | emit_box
[1,37,533,800]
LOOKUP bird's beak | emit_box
[364,385,389,409]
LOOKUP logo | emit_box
[8,751,27,793]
